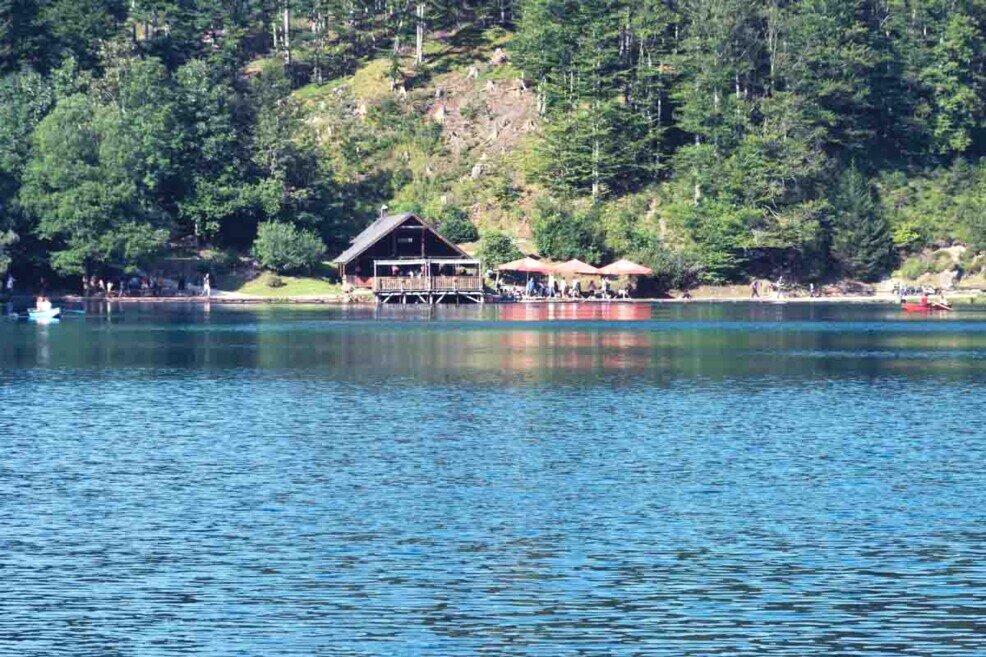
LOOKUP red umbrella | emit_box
[497,257,553,274]
[598,259,653,276]
[552,259,601,275]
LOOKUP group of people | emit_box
[893,282,939,298]
[389,264,468,278]
[751,277,819,299]
[81,275,117,298]
[504,275,633,300]
[80,272,211,298]
[2,270,214,306]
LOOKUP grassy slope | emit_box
[292,26,542,236]
[234,274,344,297]
[222,264,348,298]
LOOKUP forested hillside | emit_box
[2,0,985,289]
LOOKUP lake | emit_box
[1,302,984,656]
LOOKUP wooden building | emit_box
[334,212,484,304]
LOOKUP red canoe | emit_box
[902,302,951,312]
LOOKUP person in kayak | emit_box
[35,295,52,312]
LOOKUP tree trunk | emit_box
[282,1,291,65]
[592,135,600,200]
[415,2,425,65]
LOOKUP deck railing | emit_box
[374,276,483,293]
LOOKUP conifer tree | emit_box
[830,163,892,281]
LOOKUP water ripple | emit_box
[0,305,984,655]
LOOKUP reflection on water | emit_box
[495,302,656,322]
[0,303,984,655]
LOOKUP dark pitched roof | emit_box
[333,212,468,264]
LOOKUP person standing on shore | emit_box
[203,272,211,298]
[751,280,759,299]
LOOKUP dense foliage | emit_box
[514,0,986,281]
[0,0,984,287]
[436,207,479,244]
[252,221,326,273]
[477,230,522,268]
[531,199,606,264]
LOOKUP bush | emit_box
[437,207,479,243]
[898,256,926,280]
[251,221,326,273]
[531,199,606,264]
[929,250,955,273]
[970,254,986,274]
[477,230,522,269]
[266,274,285,288]
[633,241,699,292]
[199,248,239,273]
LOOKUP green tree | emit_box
[920,12,985,155]
[437,207,478,243]
[531,199,606,264]
[686,200,754,283]
[0,228,16,273]
[39,0,127,68]
[516,0,661,197]
[0,0,47,72]
[830,163,892,280]
[20,56,179,274]
[175,59,256,243]
[0,68,53,236]
[477,230,522,268]
[252,220,326,273]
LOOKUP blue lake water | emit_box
[1,302,984,655]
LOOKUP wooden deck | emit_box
[374,276,484,304]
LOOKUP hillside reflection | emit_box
[1,303,983,384]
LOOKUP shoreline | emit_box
[19,289,981,306]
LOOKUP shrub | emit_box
[252,221,326,273]
[929,250,955,273]
[897,256,926,280]
[477,230,522,269]
[531,199,606,264]
[634,242,699,292]
[200,248,239,273]
[437,207,479,243]
[266,274,285,288]
[460,98,487,123]
[970,254,986,274]
[0,229,18,274]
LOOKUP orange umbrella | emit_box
[497,257,553,274]
[598,259,653,276]
[552,259,601,275]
